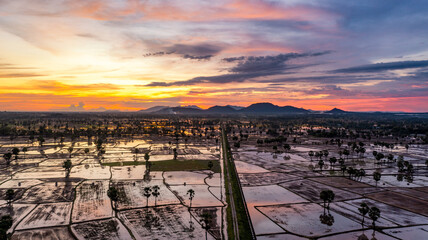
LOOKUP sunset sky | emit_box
[1,0,428,112]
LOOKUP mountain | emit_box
[325,108,348,114]
[227,105,244,110]
[179,105,203,110]
[154,106,204,114]
[139,106,170,113]
[240,103,309,114]
[141,102,310,115]
[206,105,237,113]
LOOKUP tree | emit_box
[373,171,381,187]
[22,147,28,160]
[308,151,314,161]
[63,160,72,178]
[173,148,178,160]
[187,189,195,210]
[208,161,214,171]
[0,215,13,240]
[37,136,45,147]
[12,148,19,160]
[358,203,370,227]
[320,190,335,210]
[283,144,291,152]
[368,207,381,229]
[323,150,329,160]
[152,185,160,207]
[144,152,150,165]
[200,213,212,240]
[5,189,14,206]
[107,186,119,210]
[68,147,73,158]
[2,153,12,165]
[134,148,140,162]
[329,157,337,168]
[143,186,152,207]
[318,160,324,171]
[343,149,350,160]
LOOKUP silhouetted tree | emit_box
[187,189,195,210]
[63,160,72,177]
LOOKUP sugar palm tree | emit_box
[308,151,314,161]
[152,185,160,207]
[107,186,119,211]
[63,160,72,178]
[12,148,19,160]
[368,207,381,229]
[143,186,152,207]
[373,171,381,187]
[173,148,178,160]
[2,153,12,166]
[358,203,370,227]
[320,190,335,210]
[0,215,13,240]
[187,189,195,210]
[68,147,73,158]
[5,189,14,206]
[144,152,150,166]
[200,213,212,240]
[22,147,28,160]
[318,160,324,171]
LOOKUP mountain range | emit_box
[137,102,347,115]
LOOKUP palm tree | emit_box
[68,147,73,158]
[200,213,212,240]
[5,189,14,206]
[320,189,335,210]
[358,203,370,227]
[37,136,45,147]
[144,152,150,166]
[63,160,72,178]
[143,186,152,207]
[208,161,214,172]
[368,206,381,229]
[152,185,160,206]
[308,151,314,161]
[187,189,195,210]
[2,153,12,166]
[0,215,13,240]
[318,160,324,171]
[373,171,381,187]
[12,148,19,160]
[173,148,178,160]
[22,147,28,160]
[134,148,140,162]
[107,186,119,211]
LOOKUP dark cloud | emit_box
[144,43,222,60]
[146,51,331,86]
[222,56,245,62]
[183,54,213,60]
[229,51,331,73]
[332,60,428,73]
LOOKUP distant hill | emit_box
[239,103,309,114]
[206,105,237,113]
[138,106,170,113]
[325,108,348,114]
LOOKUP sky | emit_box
[0,0,428,112]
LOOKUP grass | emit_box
[222,129,255,239]
[102,159,221,173]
